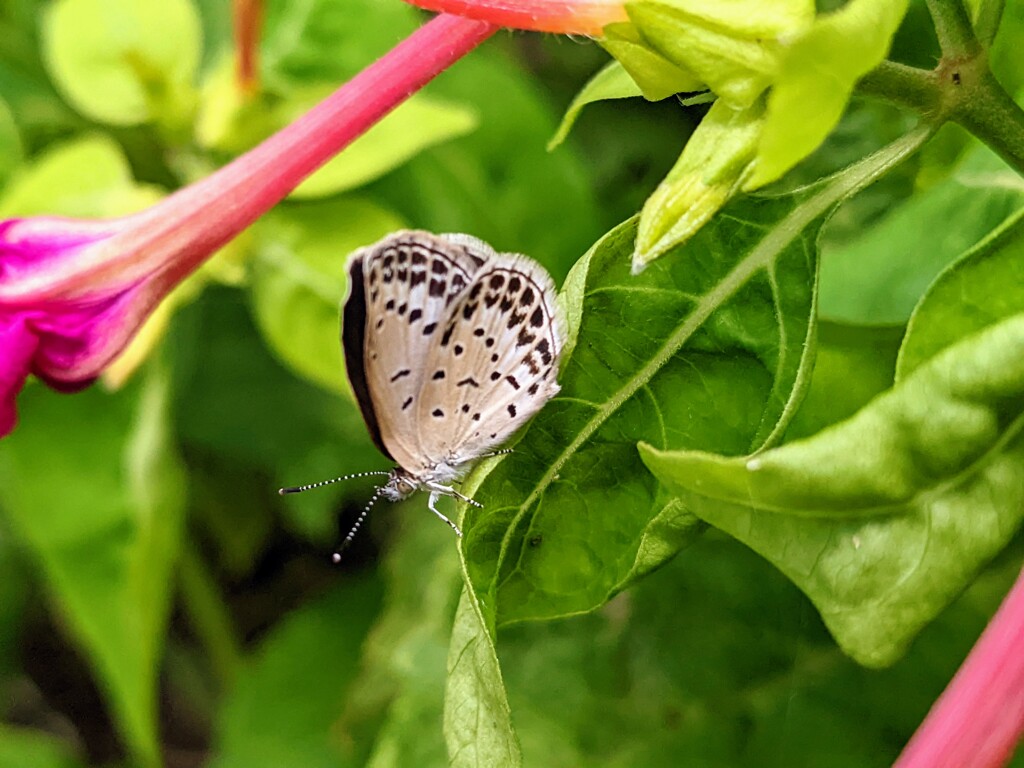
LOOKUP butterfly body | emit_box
[332,230,565,540]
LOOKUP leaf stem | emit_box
[856,55,1024,179]
[178,544,243,693]
[894,565,1024,768]
[974,0,1006,47]
[857,61,941,117]
[952,68,1024,177]
[926,0,982,57]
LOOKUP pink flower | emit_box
[895,564,1024,768]
[404,0,626,34]
[0,13,497,437]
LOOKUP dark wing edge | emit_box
[342,255,393,460]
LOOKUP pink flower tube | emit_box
[403,0,626,34]
[895,565,1024,768]
[0,14,497,437]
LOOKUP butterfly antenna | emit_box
[332,486,385,564]
[278,471,391,495]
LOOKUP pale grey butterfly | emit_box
[280,231,565,560]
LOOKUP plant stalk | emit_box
[925,0,983,57]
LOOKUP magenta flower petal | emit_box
[0,314,40,435]
[0,217,119,296]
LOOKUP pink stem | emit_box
[895,565,1024,768]
[403,0,627,34]
[40,14,499,299]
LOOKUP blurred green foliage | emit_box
[1,0,1024,767]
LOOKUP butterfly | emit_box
[280,231,565,559]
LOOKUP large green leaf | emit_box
[441,129,928,758]
[208,576,383,768]
[641,313,1024,666]
[464,127,928,629]
[250,197,405,394]
[898,205,1024,377]
[497,535,1020,767]
[0,370,187,766]
[42,0,201,127]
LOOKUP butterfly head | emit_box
[381,468,419,501]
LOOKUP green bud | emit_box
[600,22,705,101]
[634,97,765,272]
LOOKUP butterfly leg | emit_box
[452,449,512,467]
[427,491,464,538]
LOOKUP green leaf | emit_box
[625,0,814,109]
[747,0,910,188]
[0,726,86,768]
[497,534,1017,767]
[288,94,478,199]
[785,322,902,440]
[898,205,1024,377]
[444,588,522,767]
[208,576,383,768]
[635,96,765,269]
[0,95,22,186]
[462,129,926,630]
[42,0,201,127]
[548,61,644,151]
[641,312,1024,666]
[819,144,1024,325]
[0,134,161,219]
[0,370,187,766]
[444,463,522,767]
[250,197,405,394]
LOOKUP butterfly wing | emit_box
[411,250,565,470]
[343,231,487,470]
